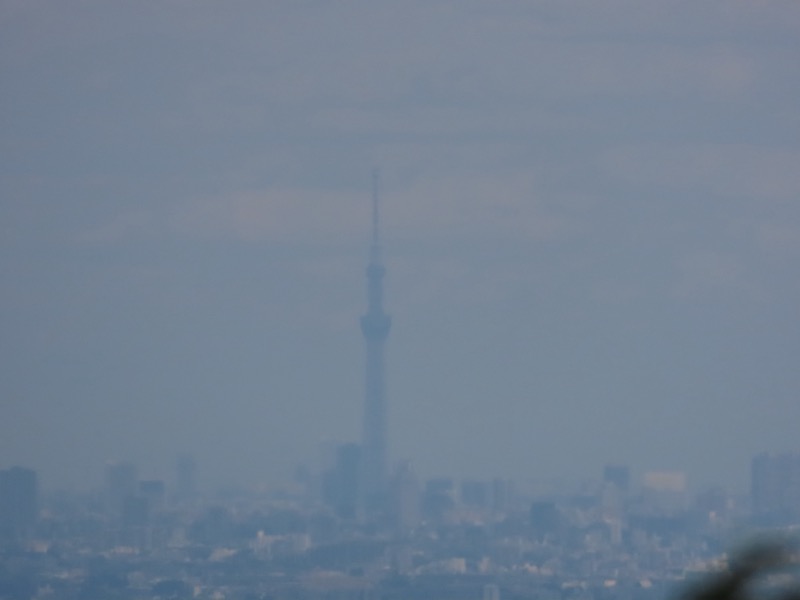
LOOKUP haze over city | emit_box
[1,2,799,494]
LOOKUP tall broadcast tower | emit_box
[360,170,391,512]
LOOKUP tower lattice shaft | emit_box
[360,170,391,511]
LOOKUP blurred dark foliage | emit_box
[685,540,800,600]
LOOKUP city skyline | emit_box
[7,453,800,600]
[1,2,799,492]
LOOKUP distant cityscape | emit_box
[2,181,798,600]
[2,452,800,600]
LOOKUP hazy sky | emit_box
[2,1,799,493]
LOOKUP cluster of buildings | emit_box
[0,467,38,541]
[1,454,799,600]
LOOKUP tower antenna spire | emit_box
[361,168,390,513]
[370,168,382,263]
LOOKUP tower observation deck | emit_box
[360,170,391,512]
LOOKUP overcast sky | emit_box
[2,1,799,494]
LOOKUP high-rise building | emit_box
[603,464,631,492]
[492,478,514,513]
[360,170,391,512]
[529,500,562,540]
[461,480,490,509]
[175,454,197,502]
[390,460,420,532]
[641,470,688,513]
[422,478,456,521]
[139,480,166,513]
[751,452,800,521]
[0,466,38,539]
[322,443,361,519]
[104,461,138,515]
